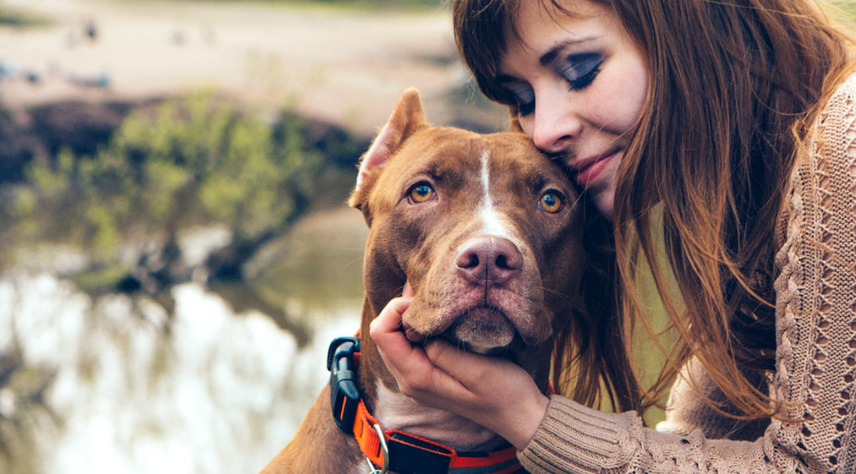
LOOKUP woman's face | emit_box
[498,0,649,219]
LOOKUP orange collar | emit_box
[351,398,524,474]
[328,336,526,474]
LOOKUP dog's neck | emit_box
[372,380,507,452]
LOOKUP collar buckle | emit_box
[327,336,361,434]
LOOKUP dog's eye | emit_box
[409,183,435,204]
[539,192,563,213]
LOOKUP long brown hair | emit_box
[454,0,854,419]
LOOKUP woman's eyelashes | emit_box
[505,52,604,117]
[507,84,536,117]
[558,52,602,90]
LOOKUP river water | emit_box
[0,206,369,474]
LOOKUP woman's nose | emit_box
[531,95,582,154]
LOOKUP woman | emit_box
[371,0,856,472]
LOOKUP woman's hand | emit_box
[369,285,550,450]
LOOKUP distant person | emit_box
[85,19,98,41]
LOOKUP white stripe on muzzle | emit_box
[478,150,513,238]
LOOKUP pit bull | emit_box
[261,89,585,474]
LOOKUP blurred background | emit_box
[0,0,508,472]
[0,1,854,473]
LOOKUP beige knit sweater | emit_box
[518,74,856,474]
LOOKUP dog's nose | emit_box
[455,236,522,286]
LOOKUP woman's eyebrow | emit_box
[539,36,598,66]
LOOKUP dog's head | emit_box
[351,89,585,375]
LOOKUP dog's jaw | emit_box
[372,381,508,452]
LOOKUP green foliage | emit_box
[28,148,72,199]
[825,1,856,28]
[8,91,331,262]
[73,262,135,293]
[9,188,38,242]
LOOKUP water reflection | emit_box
[0,206,368,474]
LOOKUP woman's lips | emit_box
[572,149,619,187]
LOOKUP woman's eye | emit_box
[559,52,603,91]
[408,183,435,204]
[505,84,535,117]
[539,191,563,213]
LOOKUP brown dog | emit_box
[261,89,585,474]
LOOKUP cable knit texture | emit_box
[518,74,856,473]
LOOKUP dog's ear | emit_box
[349,88,428,212]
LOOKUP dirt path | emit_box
[0,0,504,136]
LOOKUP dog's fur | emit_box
[261,89,585,474]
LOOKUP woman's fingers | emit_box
[370,293,549,448]
[369,296,410,338]
[415,339,476,396]
[369,296,421,371]
[423,338,549,449]
[398,282,423,342]
[423,339,481,383]
[370,283,550,449]
[370,296,441,388]
[424,340,513,393]
[370,297,471,403]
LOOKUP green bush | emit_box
[10,92,329,263]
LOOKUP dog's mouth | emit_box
[432,304,520,356]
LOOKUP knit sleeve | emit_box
[517,74,856,474]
